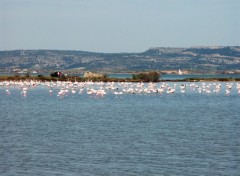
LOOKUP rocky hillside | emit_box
[0,46,240,72]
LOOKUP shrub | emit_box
[102,74,108,79]
[51,72,63,77]
[13,73,20,78]
[218,78,230,81]
[132,72,160,82]
[37,74,44,78]
[25,72,30,78]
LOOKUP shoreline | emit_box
[0,75,239,82]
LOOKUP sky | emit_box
[0,0,239,52]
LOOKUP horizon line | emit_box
[0,45,240,53]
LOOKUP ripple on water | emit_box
[0,82,240,175]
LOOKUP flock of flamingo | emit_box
[1,80,240,97]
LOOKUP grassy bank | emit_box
[0,75,240,82]
[0,75,132,82]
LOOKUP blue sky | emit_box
[0,0,239,52]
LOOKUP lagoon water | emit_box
[74,73,240,80]
[0,82,240,175]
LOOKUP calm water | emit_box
[0,82,240,176]
[80,73,240,80]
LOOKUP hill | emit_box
[0,46,240,72]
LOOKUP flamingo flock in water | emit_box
[1,80,240,97]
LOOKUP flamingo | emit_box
[6,89,10,95]
[225,89,230,95]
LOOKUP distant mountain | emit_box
[0,46,240,72]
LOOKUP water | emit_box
[160,74,240,80]
[0,82,240,176]
[83,73,240,80]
